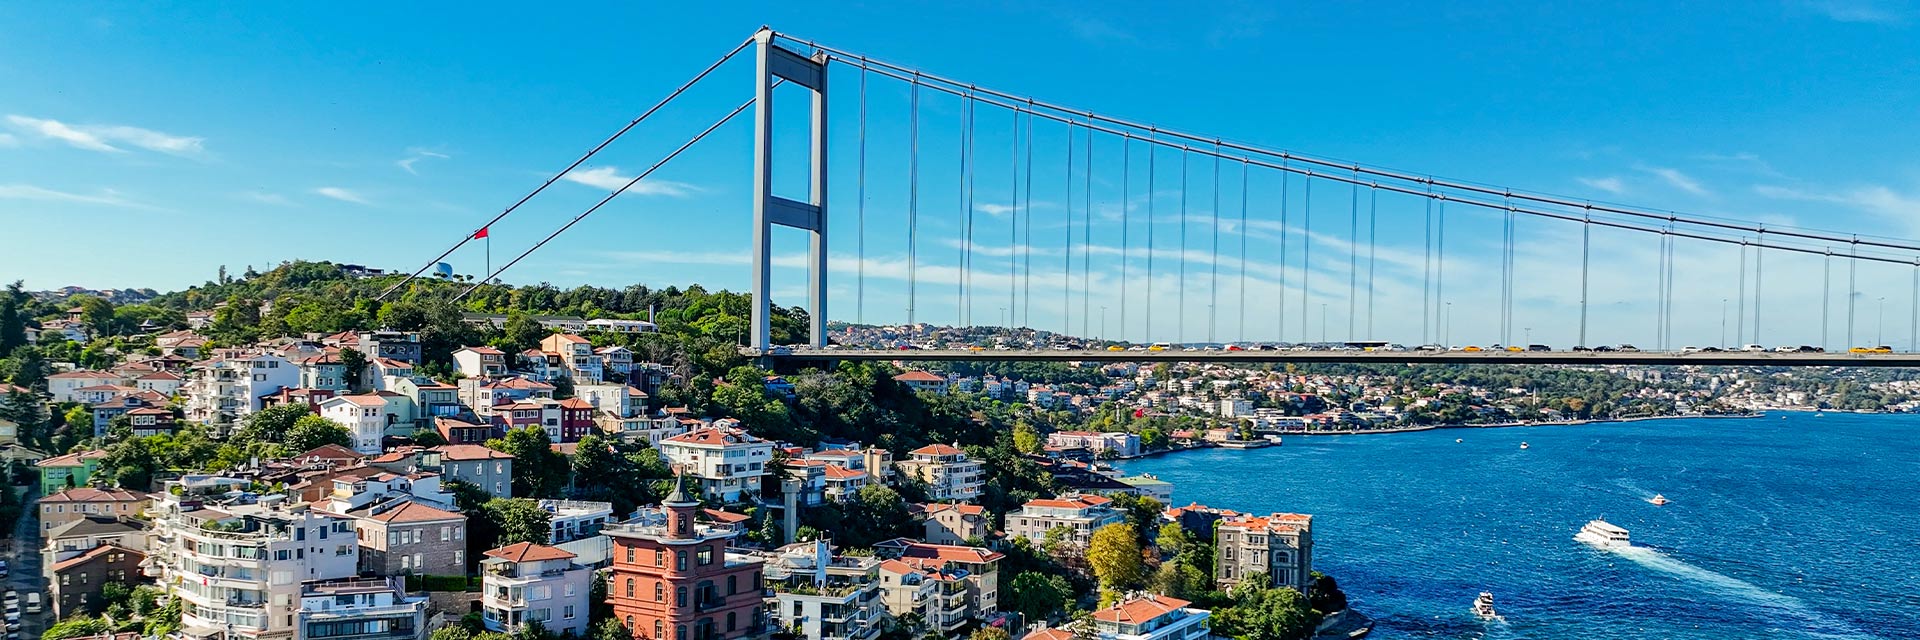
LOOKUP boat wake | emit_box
[1606,545,1882,640]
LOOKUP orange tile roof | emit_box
[921,503,985,516]
[294,444,364,461]
[1220,512,1312,533]
[893,370,945,383]
[432,444,514,461]
[331,394,388,407]
[822,465,867,480]
[1023,494,1112,510]
[910,443,964,457]
[893,541,1005,565]
[662,428,765,447]
[41,487,147,503]
[1091,594,1191,624]
[38,449,109,467]
[50,542,143,573]
[364,501,464,524]
[485,541,575,563]
[701,508,752,524]
[461,346,506,355]
[1022,629,1076,640]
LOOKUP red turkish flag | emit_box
[472,226,490,239]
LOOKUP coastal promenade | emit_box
[771,348,1920,367]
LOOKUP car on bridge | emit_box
[1797,345,1825,353]
[1527,344,1551,352]
[1848,346,1894,354]
[1618,344,1641,352]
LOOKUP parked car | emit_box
[20,593,37,616]
[1618,344,1640,352]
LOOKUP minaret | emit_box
[663,471,698,541]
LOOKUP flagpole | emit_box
[485,233,491,284]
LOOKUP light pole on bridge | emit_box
[1101,306,1108,341]
[1444,302,1453,347]
[1720,298,1728,348]
[1878,297,1886,347]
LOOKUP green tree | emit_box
[77,296,117,337]
[487,425,568,498]
[237,403,311,443]
[0,281,26,357]
[286,414,354,452]
[1087,522,1145,589]
[589,619,632,640]
[1012,422,1043,454]
[1156,521,1191,558]
[63,404,93,437]
[1212,573,1317,640]
[501,311,549,353]
[484,497,553,546]
[340,347,368,391]
[43,615,112,640]
[412,428,449,447]
[1005,571,1072,624]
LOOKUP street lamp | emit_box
[1524,327,1533,346]
[1100,306,1108,340]
[1720,298,1728,348]
[1444,302,1454,347]
[1878,297,1886,346]
[1320,304,1329,343]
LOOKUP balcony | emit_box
[300,602,424,620]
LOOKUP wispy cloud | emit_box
[562,166,696,197]
[1801,0,1911,24]
[4,114,204,155]
[313,187,371,205]
[1696,152,1784,178]
[0,184,156,209]
[1067,17,1137,43]
[1755,183,1920,223]
[1576,176,1626,195]
[0,133,16,147]
[397,148,450,175]
[1637,165,1709,196]
[238,191,292,206]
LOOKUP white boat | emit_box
[1473,592,1498,619]
[1519,442,1530,450]
[1456,438,1464,443]
[1649,494,1670,506]
[1574,519,1631,548]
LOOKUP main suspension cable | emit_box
[456,84,763,301]
[386,37,752,301]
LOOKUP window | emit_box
[626,547,636,564]
[727,612,737,632]
[676,625,686,640]
[727,575,736,595]
[676,586,686,607]
[697,547,712,566]
[564,605,576,619]
[655,582,664,602]
[655,549,665,567]
[653,621,662,639]
[676,550,688,571]
[454,550,463,566]
[625,578,635,598]
[441,527,451,541]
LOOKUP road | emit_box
[5,483,46,639]
[762,348,1920,367]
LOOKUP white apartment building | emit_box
[481,542,593,637]
[760,540,887,640]
[148,476,360,640]
[1087,593,1211,640]
[896,444,983,502]
[185,351,300,424]
[657,428,774,503]
[452,346,509,379]
[538,333,603,383]
[1006,494,1127,547]
[319,394,392,455]
[297,577,428,640]
[1046,431,1141,458]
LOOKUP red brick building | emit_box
[605,477,765,640]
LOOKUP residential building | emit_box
[320,393,394,455]
[1046,431,1142,458]
[297,577,429,640]
[896,444,984,502]
[125,405,179,438]
[357,329,425,364]
[595,345,638,380]
[50,542,148,619]
[459,377,556,418]
[604,477,767,640]
[575,383,644,419]
[539,333,604,383]
[875,559,971,636]
[821,464,869,503]
[1215,513,1315,592]
[759,540,887,640]
[891,370,948,395]
[802,447,893,484]
[453,346,510,379]
[431,445,515,498]
[1087,593,1211,640]
[1007,494,1126,547]
[131,369,186,396]
[435,416,497,445]
[36,449,109,494]
[90,392,170,438]
[874,538,1002,617]
[293,352,351,391]
[46,370,120,403]
[657,428,774,503]
[183,350,299,424]
[584,318,657,334]
[481,542,593,637]
[1116,475,1174,505]
[44,515,148,565]
[147,476,361,640]
[391,377,463,427]
[915,503,989,546]
[351,499,468,576]
[38,487,149,532]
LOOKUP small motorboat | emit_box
[1473,592,1498,619]
[1519,442,1531,450]
[1456,438,1464,443]
[1650,494,1669,506]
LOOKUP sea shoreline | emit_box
[1115,412,1771,459]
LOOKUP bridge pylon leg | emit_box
[750,28,830,353]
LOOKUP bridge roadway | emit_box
[764,348,1920,367]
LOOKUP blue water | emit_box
[1115,412,1920,639]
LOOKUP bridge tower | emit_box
[750,28,829,352]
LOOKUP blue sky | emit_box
[4,1,1920,347]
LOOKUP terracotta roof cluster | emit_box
[662,428,766,447]
[893,370,945,383]
[909,443,965,457]
[1023,494,1113,510]
[363,500,464,524]
[1220,512,1312,533]
[38,449,110,468]
[40,487,147,503]
[485,541,576,563]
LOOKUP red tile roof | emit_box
[38,449,109,467]
[485,541,575,563]
[293,444,364,462]
[1023,494,1112,510]
[41,487,147,503]
[910,443,965,457]
[461,346,506,356]
[432,444,514,461]
[893,370,945,383]
[364,501,464,524]
[1022,629,1076,640]
[662,428,765,447]
[1091,594,1192,624]
[50,542,143,573]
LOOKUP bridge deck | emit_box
[765,349,1920,367]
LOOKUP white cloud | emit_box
[4,114,204,155]
[0,133,17,147]
[562,166,696,197]
[1638,166,1709,196]
[313,187,371,205]
[0,184,154,209]
[1802,0,1910,24]
[977,203,1016,217]
[397,148,450,175]
[239,191,292,206]
[1755,184,1920,231]
[1577,176,1626,195]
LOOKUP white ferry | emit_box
[1574,519,1631,548]
[1473,592,1499,619]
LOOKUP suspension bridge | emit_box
[380,28,1920,366]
